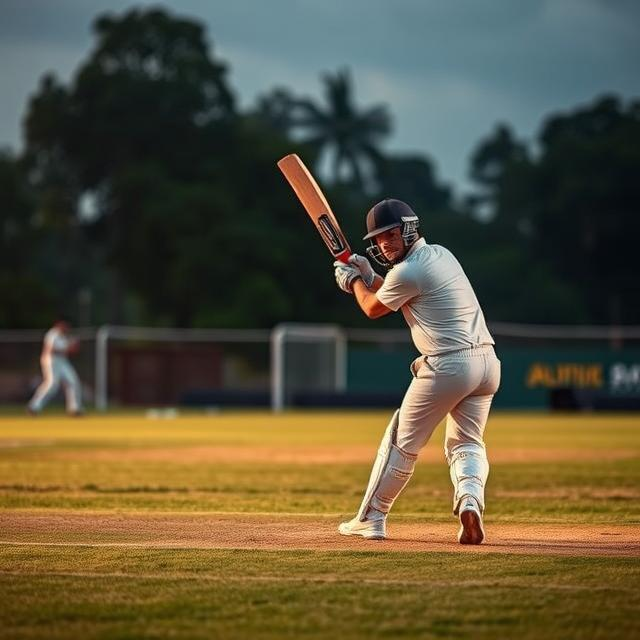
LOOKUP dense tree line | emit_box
[1,8,638,328]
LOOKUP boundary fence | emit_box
[1,323,639,411]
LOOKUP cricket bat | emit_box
[277,153,352,263]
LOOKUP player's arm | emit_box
[347,254,391,318]
[42,336,56,358]
[334,254,392,319]
[352,277,393,319]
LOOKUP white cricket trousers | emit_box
[397,345,500,462]
[29,357,82,413]
[394,345,500,514]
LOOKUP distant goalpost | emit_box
[270,324,347,412]
[94,325,271,411]
[92,324,349,412]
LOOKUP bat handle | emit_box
[336,249,351,264]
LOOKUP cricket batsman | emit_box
[334,199,501,544]
[27,318,83,416]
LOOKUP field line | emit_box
[0,569,633,592]
[2,509,637,524]
[1,509,348,517]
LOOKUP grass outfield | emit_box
[1,410,639,639]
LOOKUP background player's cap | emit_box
[363,199,418,240]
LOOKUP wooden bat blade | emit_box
[278,154,351,263]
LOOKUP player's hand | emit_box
[348,254,375,287]
[67,340,80,356]
[334,261,361,294]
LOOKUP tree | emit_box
[467,123,531,225]
[466,95,640,323]
[252,87,298,137]
[23,7,237,324]
[0,152,56,327]
[373,154,451,213]
[293,68,392,189]
[21,7,381,328]
[530,96,640,323]
[67,8,234,184]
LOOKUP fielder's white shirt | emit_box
[42,328,70,364]
[376,238,494,356]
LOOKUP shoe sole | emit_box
[338,524,386,540]
[458,509,485,545]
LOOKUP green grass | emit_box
[1,410,639,639]
[1,412,638,520]
[1,460,638,522]
[2,547,639,640]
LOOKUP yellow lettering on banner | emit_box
[526,363,604,388]
[574,365,585,387]
[527,364,551,388]
[594,365,604,386]
[586,364,603,387]
[557,365,570,386]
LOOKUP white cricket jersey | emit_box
[42,328,70,363]
[376,238,494,356]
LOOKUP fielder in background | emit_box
[27,318,83,416]
[334,199,501,544]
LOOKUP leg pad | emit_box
[356,410,418,520]
[448,443,489,514]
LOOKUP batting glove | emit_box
[348,254,375,287]
[334,261,361,294]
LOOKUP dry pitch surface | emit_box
[2,511,638,557]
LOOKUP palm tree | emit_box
[293,68,392,190]
[253,87,297,136]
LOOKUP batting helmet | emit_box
[363,199,419,267]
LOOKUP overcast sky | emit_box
[1,0,638,194]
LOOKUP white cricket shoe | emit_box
[338,515,386,540]
[457,495,485,545]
